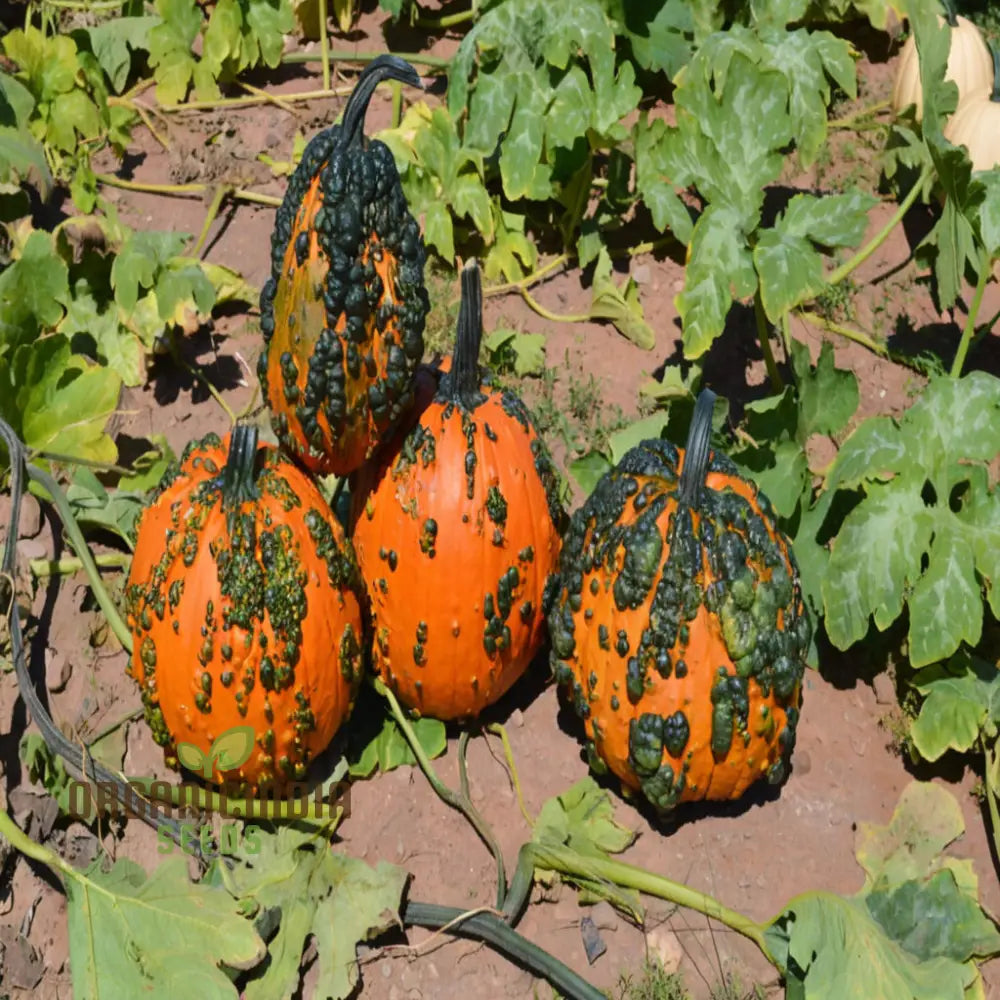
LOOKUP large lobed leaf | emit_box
[226,825,408,999]
[821,372,1000,665]
[68,855,265,999]
[767,781,1000,999]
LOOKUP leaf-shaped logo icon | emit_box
[209,726,256,773]
[176,741,211,778]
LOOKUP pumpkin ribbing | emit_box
[349,261,565,720]
[548,390,810,813]
[259,55,430,475]
[124,424,366,792]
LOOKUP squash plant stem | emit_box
[318,0,331,92]
[26,462,133,652]
[283,50,451,70]
[374,678,508,908]
[982,743,1000,867]
[827,163,933,287]
[505,842,776,966]
[402,901,606,1000]
[753,292,784,392]
[950,247,990,378]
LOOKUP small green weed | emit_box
[616,958,690,1000]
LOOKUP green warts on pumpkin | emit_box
[126,425,364,793]
[548,388,810,813]
[258,55,430,474]
[349,259,565,721]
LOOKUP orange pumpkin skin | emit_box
[548,391,810,813]
[124,425,365,792]
[349,262,565,720]
[258,54,429,476]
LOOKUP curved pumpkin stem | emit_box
[339,54,423,149]
[940,0,958,28]
[989,44,1000,103]
[448,258,485,408]
[677,388,717,506]
[221,422,261,506]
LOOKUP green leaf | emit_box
[600,0,693,76]
[532,777,642,920]
[866,870,1000,965]
[570,451,612,495]
[111,230,190,313]
[632,115,694,244]
[347,710,446,778]
[65,468,147,547]
[0,125,51,197]
[669,53,792,217]
[484,206,536,283]
[822,488,933,647]
[20,733,77,817]
[148,0,203,105]
[0,71,36,127]
[821,373,1000,663]
[766,891,974,999]
[589,248,654,349]
[973,172,1000,258]
[86,16,161,93]
[68,855,265,998]
[0,336,120,464]
[855,778,973,892]
[482,328,546,377]
[245,0,294,68]
[3,27,79,105]
[909,652,1000,762]
[230,825,408,1000]
[755,190,877,321]
[607,413,670,466]
[534,777,636,856]
[676,204,756,357]
[754,228,826,322]
[790,339,859,438]
[0,229,69,350]
[908,525,981,667]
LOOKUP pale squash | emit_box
[944,46,1000,172]
[891,8,992,122]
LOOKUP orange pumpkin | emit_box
[258,54,429,475]
[547,390,810,813]
[349,261,565,720]
[124,424,365,792]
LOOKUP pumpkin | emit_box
[891,5,992,122]
[258,54,430,476]
[124,423,365,793]
[547,389,810,814]
[944,45,1000,172]
[349,260,565,720]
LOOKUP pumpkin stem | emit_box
[222,423,261,506]
[448,259,485,408]
[940,0,958,28]
[340,54,423,149]
[677,388,717,507]
[990,43,1000,102]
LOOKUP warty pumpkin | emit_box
[259,54,430,476]
[124,423,365,792]
[891,4,992,123]
[547,389,810,814]
[349,260,565,720]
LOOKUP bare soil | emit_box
[2,7,999,1000]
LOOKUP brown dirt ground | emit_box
[2,6,1000,1000]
